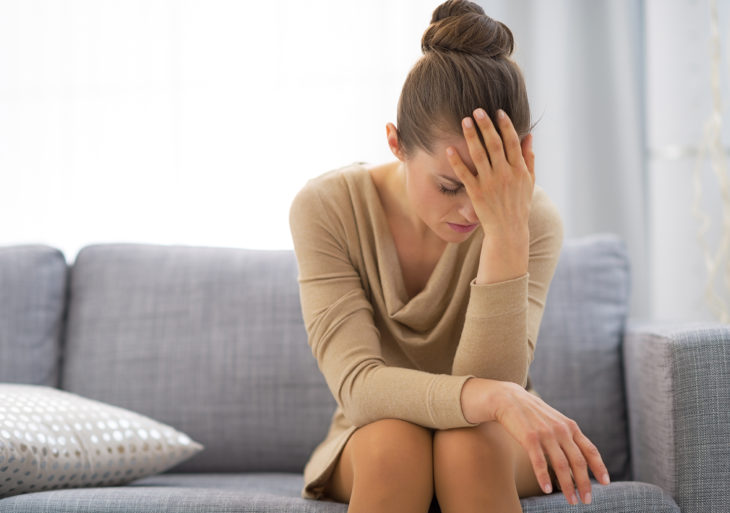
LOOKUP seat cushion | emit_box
[0,245,67,387]
[529,233,632,481]
[0,473,680,513]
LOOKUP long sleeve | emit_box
[289,182,480,430]
[451,189,565,388]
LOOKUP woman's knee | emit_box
[433,422,514,467]
[350,418,434,481]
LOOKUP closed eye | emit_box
[438,183,462,195]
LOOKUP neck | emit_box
[386,161,442,245]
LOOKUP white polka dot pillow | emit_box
[0,384,204,498]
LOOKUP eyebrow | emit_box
[438,174,464,186]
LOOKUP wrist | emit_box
[460,377,505,424]
[482,227,529,247]
[475,239,529,285]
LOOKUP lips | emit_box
[447,222,478,233]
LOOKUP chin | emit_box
[438,227,472,244]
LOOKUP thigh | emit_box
[323,419,434,504]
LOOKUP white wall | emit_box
[3,0,729,323]
[0,0,434,262]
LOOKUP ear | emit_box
[385,123,406,161]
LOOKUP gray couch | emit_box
[0,234,727,513]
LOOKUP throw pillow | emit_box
[0,384,203,498]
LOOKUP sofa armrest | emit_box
[623,320,730,513]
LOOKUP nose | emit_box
[458,201,478,225]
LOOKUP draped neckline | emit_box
[353,162,481,322]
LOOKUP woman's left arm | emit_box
[447,108,564,386]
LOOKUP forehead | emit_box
[413,135,477,176]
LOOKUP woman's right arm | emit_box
[289,180,486,430]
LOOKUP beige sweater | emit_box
[289,162,564,501]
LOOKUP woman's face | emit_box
[387,123,480,244]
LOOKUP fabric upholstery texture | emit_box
[529,233,632,481]
[0,245,67,387]
[0,384,203,499]
[0,473,680,513]
[0,236,709,512]
[624,321,730,513]
[60,244,334,473]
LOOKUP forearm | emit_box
[451,233,531,385]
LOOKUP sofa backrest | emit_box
[60,243,330,473]
[2,234,632,480]
[0,244,67,388]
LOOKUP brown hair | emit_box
[395,0,535,159]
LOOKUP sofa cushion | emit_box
[0,473,679,512]
[0,384,203,499]
[61,244,334,473]
[0,245,67,387]
[528,233,632,481]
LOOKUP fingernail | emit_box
[463,117,473,128]
[474,108,486,119]
[543,483,552,494]
[602,473,610,484]
[446,147,454,157]
[497,109,506,119]
[584,491,592,504]
[570,492,578,505]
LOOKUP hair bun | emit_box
[421,0,514,58]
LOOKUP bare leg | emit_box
[323,418,435,513]
[433,421,554,513]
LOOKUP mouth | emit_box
[447,222,478,233]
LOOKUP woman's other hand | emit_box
[494,381,611,504]
[446,107,535,241]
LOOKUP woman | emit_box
[289,1,610,511]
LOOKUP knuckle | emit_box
[537,427,552,440]
[585,442,600,458]
[553,459,570,473]
[471,148,490,166]
[554,423,572,439]
[566,418,580,431]
[573,457,588,471]
[524,431,541,446]
[485,135,503,152]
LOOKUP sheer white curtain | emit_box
[480,0,730,322]
[478,0,650,319]
[0,0,433,260]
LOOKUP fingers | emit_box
[573,428,611,486]
[446,147,478,194]
[455,107,528,180]
[494,109,524,169]
[544,419,609,506]
[523,431,554,495]
[558,420,593,505]
[542,437,580,505]
[521,133,535,185]
[460,111,497,173]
